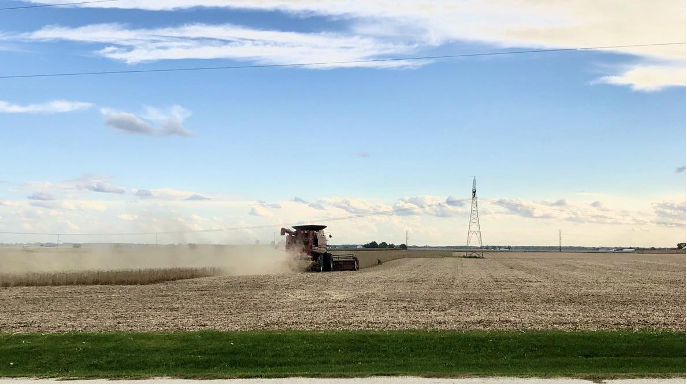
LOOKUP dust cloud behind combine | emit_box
[0,245,304,286]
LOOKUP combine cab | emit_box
[280,225,359,272]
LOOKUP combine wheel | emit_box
[313,255,324,272]
[323,253,334,272]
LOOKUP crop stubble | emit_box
[0,267,221,287]
[0,252,683,332]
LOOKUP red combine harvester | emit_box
[280,225,359,272]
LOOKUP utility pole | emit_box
[405,230,409,248]
[465,177,484,258]
[559,229,562,252]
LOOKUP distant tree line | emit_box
[362,241,407,250]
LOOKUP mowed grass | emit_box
[0,331,683,379]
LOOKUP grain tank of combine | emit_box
[280,225,359,272]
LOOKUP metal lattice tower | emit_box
[465,177,484,258]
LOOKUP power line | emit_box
[0,0,119,11]
[0,201,455,237]
[0,42,683,80]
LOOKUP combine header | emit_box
[280,225,359,272]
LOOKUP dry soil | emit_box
[0,251,683,332]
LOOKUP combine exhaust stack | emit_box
[281,225,359,272]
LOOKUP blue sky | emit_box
[0,0,684,246]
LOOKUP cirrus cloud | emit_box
[17,22,419,68]
[0,100,92,114]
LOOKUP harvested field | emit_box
[0,252,684,332]
[0,267,221,287]
[346,248,454,268]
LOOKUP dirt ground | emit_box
[0,251,684,332]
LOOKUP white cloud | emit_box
[319,195,464,218]
[322,197,389,215]
[146,188,208,200]
[19,175,129,204]
[71,174,126,195]
[29,200,107,211]
[493,198,560,219]
[399,195,453,209]
[259,201,282,209]
[27,192,54,201]
[652,201,686,222]
[540,199,568,207]
[596,64,686,92]
[308,202,325,210]
[590,201,611,212]
[2,189,685,246]
[185,194,211,201]
[76,201,107,211]
[101,105,194,137]
[85,181,125,194]
[249,206,273,217]
[491,197,687,228]
[0,100,92,113]
[446,196,464,207]
[122,187,218,201]
[11,1,685,90]
[391,200,423,216]
[56,219,80,232]
[29,201,59,209]
[135,189,154,198]
[392,195,467,218]
[4,172,686,246]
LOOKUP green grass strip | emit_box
[0,330,683,379]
